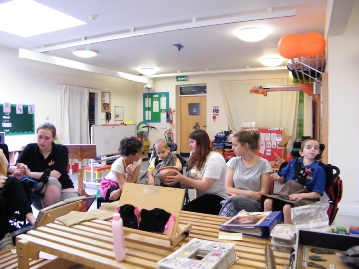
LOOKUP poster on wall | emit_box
[142,92,169,122]
[0,103,35,135]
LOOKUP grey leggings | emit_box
[219,195,261,217]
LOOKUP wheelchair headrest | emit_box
[167,142,177,152]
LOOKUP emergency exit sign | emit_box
[176,75,188,82]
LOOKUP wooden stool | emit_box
[83,165,111,181]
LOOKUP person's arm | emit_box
[173,158,182,171]
[166,154,220,191]
[108,172,126,200]
[147,158,156,185]
[179,172,215,192]
[270,172,286,184]
[289,191,321,201]
[128,165,140,183]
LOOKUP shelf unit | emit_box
[287,56,326,83]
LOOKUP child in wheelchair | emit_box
[137,139,182,187]
[262,138,326,224]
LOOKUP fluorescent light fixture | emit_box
[235,27,271,42]
[73,49,98,58]
[260,56,284,67]
[137,67,158,76]
[0,0,86,37]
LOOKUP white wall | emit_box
[137,70,290,143]
[327,0,359,216]
[0,46,141,151]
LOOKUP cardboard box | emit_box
[278,135,292,147]
[295,230,359,269]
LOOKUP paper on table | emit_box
[218,231,243,240]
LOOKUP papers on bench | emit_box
[157,238,236,269]
[220,211,283,238]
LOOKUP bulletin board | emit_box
[0,104,35,135]
[243,127,285,162]
[143,92,169,122]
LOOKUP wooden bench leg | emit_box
[17,240,31,269]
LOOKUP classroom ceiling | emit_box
[0,0,331,79]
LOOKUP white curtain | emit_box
[56,85,89,144]
[220,78,299,142]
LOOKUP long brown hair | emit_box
[187,130,212,170]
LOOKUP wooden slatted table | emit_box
[16,211,290,269]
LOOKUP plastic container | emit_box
[111,213,126,261]
[271,239,294,253]
[270,224,297,245]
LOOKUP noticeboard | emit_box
[0,104,35,135]
[143,92,169,122]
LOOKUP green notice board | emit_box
[0,104,35,135]
[143,92,169,122]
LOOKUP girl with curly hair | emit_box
[100,137,142,202]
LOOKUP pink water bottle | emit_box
[111,213,126,261]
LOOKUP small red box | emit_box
[67,163,79,173]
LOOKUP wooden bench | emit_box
[0,247,80,269]
[83,165,111,181]
[15,210,290,268]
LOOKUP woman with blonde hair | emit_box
[219,129,272,217]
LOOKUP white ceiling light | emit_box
[235,27,271,42]
[73,49,98,58]
[260,56,284,67]
[0,0,86,37]
[137,67,158,76]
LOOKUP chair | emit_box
[148,142,190,204]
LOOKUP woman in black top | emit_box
[17,122,78,208]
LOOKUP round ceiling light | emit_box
[260,56,284,67]
[137,67,158,76]
[235,27,271,42]
[73,49,98,58]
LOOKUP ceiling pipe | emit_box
[150,66,287,77]
[33,10,296,53]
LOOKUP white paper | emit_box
[153,100,159,112]
[16,104,23,114]
[161,112,167,129]
[266,141,272,148]
[160,97,167,109]
[104,93,110,103]
[145,111,151,120]
[218,231,243,240]
[145,97,151,107]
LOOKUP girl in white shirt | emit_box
[100,137,143,202]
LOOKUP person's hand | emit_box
[109,189,121,201]
[289,193,302,201]
[148,177,155,186]
[125,164,135,176]
[165,170,182,186]
[270,173,281,181]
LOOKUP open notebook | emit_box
[12,195,96,236]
